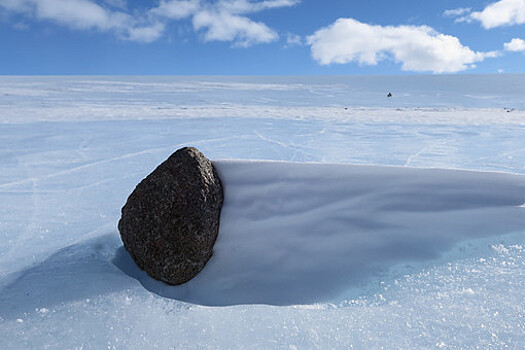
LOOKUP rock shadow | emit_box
[0,234,132,321]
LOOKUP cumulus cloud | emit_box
[151,0,298,46]
[0,0,298,45]
[192,9,277,46]
[0,0,164,42]
[466,0,525,28]
[504,37,525,51]
[306,18,499,73]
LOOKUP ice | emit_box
[0,76,524,348]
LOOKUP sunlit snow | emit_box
[1,75,524,349]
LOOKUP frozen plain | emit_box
[1,75,525,349]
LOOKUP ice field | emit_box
[1,75,525,348]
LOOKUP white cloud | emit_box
[504,37,525,51]
[0,0,297,45]
[285,32,302,47]
[468,0,525,28]
[1,0,116,30]
[151,0,298,46]
[150,0,200,20]
[126,22,166,43]
[443,7,472,17]
[0,0,164,42]
[215,0,299,14]
[306,18,499,73]
[192,9,277,46]
[151,0,298,19]
[36,0,118,30]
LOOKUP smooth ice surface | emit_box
[1,76,525,349]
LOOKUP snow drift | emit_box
[112,161,525,306]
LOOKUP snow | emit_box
[117,161,525,307]
[1,75,525,348]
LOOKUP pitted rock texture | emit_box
[118,147,223,285]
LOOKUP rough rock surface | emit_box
[118,147,223,285]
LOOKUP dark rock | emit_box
[118,147,223,285]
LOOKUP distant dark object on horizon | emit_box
[387,92,392,98]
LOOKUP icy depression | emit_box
[1,75,525,349]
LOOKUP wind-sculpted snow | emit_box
[1,76,525,348]
[111,161,525,306]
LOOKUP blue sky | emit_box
[0,0,524,75]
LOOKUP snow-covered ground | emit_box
[1,76,524,349]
